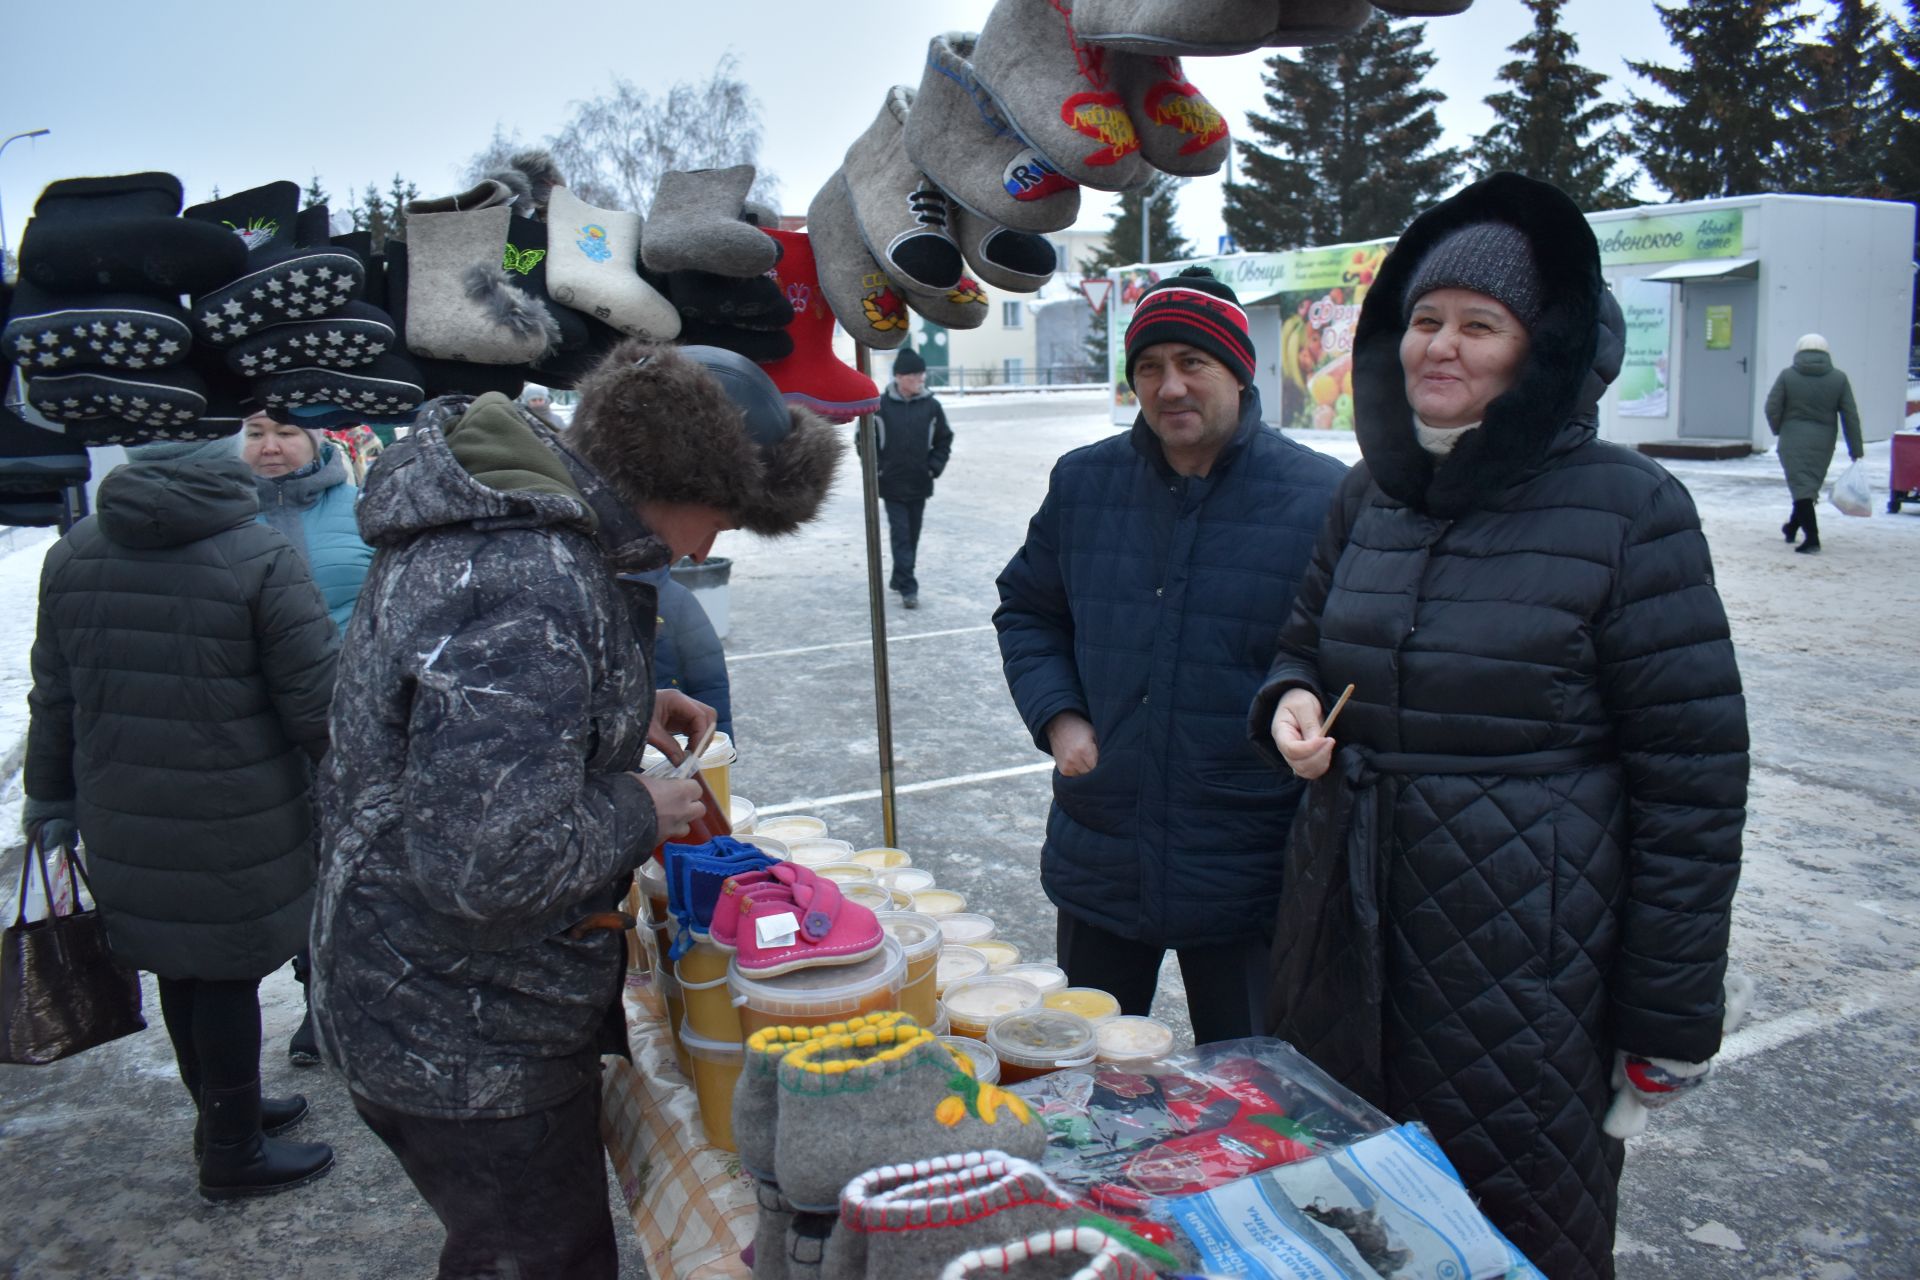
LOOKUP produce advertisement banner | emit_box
[1592,210,1744,266]
[1614,277,1673,419]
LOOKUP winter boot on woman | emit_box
[1795,503,1821,553]
[198,1077,334,1202]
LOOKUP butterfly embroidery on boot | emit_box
[503,243,547,274]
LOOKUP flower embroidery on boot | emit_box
[936,1069,1035,1128]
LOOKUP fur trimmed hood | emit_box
[565,339,845,536]
[1353,172,1621,517]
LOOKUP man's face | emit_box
[643,502,737,563]
[526,395,550,412]
[896,371,927,396]
[1131,342,1243,469]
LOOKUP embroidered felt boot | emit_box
[972,0,1148,193]
[806,174,912,352]
[1068,0,1276,55]
[1113,54,1230,177]
[186,182,368,346]
[952,207,1056,295]
[403,185,560,365]
[505,213,591,354]
[197,1077,334,1202]
[843,89,964,294]
[758,227,883,420]
[545,185,681,340]
[641,166,780,279]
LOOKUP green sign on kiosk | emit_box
[1705,305,1734,350]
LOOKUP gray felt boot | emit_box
[972,0,1149,193]
[546,186,681,341]
[894,271,990,331]
[773,1023,1048,1214]
[403,191,559,365]
[1068,0,1277,54]
[1373,0,1473,14]
[942,1224,1168,1279]
[786,1211,837,1280]
[1114,54,1230,178]
[844,89,964,293]
[754,1179,796,1280]
[1265,0,1375,45]
[905,32,1081,234]
[641,166,780,279]
[806,173,912,351]
[837,1156,1099,1280]
[952,206,1056,295]
[820,1151,1016,1280]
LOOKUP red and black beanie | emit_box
[1123,266,1255,389]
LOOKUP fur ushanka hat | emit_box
[567,339,843,536]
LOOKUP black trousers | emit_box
[157,975,263,1101]
[353,1079,617,1280]
[1055,911,1268,1045]
[884,498,925,595]
[1788,496,1821,544]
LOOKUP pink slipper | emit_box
[733,870,884,976]
[709,864,817,953]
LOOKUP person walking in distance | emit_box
[875,347,952,609]
[1765,333,1863,553]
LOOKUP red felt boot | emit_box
[758,226,883,422]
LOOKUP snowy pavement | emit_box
[3,394,1918,1277]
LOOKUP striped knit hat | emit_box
[1124,266,1255,388]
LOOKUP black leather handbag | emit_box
[0,830,146,1065]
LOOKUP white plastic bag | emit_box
[1830,459,1872,518]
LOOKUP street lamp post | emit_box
[0,128,53,282]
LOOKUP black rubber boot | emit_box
[192,1093,311,1159]
[1796,505,1821,553]
[198,1078,334,1202]
[287,1009,321,1067]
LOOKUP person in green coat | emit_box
[1765,333,1863,554]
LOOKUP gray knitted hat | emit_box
[1403,221,1544,329]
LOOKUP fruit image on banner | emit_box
[1277,243,1388,434]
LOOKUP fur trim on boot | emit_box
[462,264,562,357]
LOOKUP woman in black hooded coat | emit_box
[1248,174,1749,1278]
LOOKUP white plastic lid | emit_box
[642,732,738,771]
[1044,987,1122,1024]
[875,910,943,961]
[935,945,991,993]
[1095,1015,1176,1063]
[727,935,906,1015]
[729,795,757,833]
[755,815,829,842]
[814,861,878,884]
[987,1009,1097,1069]
[937,913,998,946]
[998,963,1068,997]
[879,866,937,894]
[972,939,1023,970]
[938,1034,1000,1085]
[942,975,1043,1029]
[739,834,789,861]
[842,883,893,912]
[787,838,857,867]
[911,888,968,917]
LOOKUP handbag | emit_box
[1,828,147,1065]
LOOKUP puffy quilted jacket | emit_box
[996,390,1345,948]
[1250,174,1749,1280]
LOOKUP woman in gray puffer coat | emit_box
[1765,333,1863,553]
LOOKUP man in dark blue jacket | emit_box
[995,267,1345,1043]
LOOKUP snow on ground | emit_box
[0,528,54,842]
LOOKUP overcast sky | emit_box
[0,1,1831,264]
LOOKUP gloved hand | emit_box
[22,796,78,850]
[1603,967,1755,1140]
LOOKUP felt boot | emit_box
[505,214,591,353]
[757,227,883,420]
[893,271,990,331]
[530,311,624,391]
[332,232,383,310]
[773,1023,1048,1214]
[253,351,426,420]
[19,172,247,297]
[1263,0,1374,46]
[187,182,367,346]
[545,186,681,341]
[938,1224,1166,1280]
[843,89,964,293]
[786,1211,837,1280]
[972,0,1148,193]
[905,33,1081,235]
[820,1151,1017,1280]
[952,207,1056,294]
[4,280,194,373]
[403,194,560,365]
[642,166,780,279]
[384,241,529,397]
[1068,0,1277,55]
[754,1179,797,1280]
[25,364,209,433]
[1373,0,1473,15]
[669,270,795,331]
[1113,55,1230,177]
[0,407,90,493]
[679,321,795,365]
[805,174,911,353]
[225,300,396,376]
[197,1078,334,1202]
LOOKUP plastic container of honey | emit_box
[875,910,942,1027]
[674,937,742,1042]
[739,835,789,861]
[939,1034,1000,1085]
[642,734,738,820]
[729,796,758,835]
[787,838,858,867]
[911,888,968,917]
[1044,987,1121,1024]
[755,815,829,844]
[938,913,998,947]
[971,939,1023,971]
[887,888,916,911]
[1095,1015,1177,1067]
[728,936,906,1037]
[878,867,937,895]
[679,1019,744,1152]
[814,861,878,885]
[851,847,913,870]
[658,962,691,1077]
[935,945,990,997]
[843,883,894,913]
[986,1009,1097,1083]
[942,975,1042,1041]
[998,963,1068,998]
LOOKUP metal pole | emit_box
[0,129,51,282]
[1139,188,1153,267]
[854,344,899,847]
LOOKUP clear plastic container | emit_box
[931,1005,951,1036]
[937,913,998,946]
[1095,1015,1177,1066]
[814,861,878,885]
[659,963,691,1077]
[935,945,990,996]
[878,867,937,895]
[888,888,916,911]
[729,795,757,835]
[728,936,906,1037]
[739,834,789,861]
[843,882,894,913]
[787,838,858,867]
[851,847,913,869]
[942,975,1043,1041]
[911,888,967,917]
[754,815,829,843]
[939,1034,1000,1085]
[674,938,742,1042]
[987,1009,1097,1084]
[972,939,1023,971]
[998,963,1068,997]
[876,910,942,1028]
[679,1019,744,1152]
[1044,987,1122,1025]
[642,734,738,815]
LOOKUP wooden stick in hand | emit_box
[1319,684,1356,738]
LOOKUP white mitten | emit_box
[1603,966,1754,1140]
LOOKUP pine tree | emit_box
[1081,175,1192,372]
[1629,0,1813,200]
[1790,0,1893,197]
[1475,0,1637,209]
[1223,15,1458,253]
[302,173,329,210]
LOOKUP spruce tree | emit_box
[1223,15,1458,253]
[1475,0,1637,210]
[1628,0,1813,199]
[302,173,329,210]
[1790,0,1892,197]
[1082,176,1192,373]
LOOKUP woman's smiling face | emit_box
[1400,288,1532,430]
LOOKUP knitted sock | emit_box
[225,300,396,376]
[403,201,559,364]
[819,1151,1017,1280]
[773,1024,1049,1213]
[843,89,963,292]
[735,1014,921,1184]
[679,320,795,365]
[952,208,1056,294]
[905,32,1081,235]
[545,186,681,341]
[842,1158,1113,1280]
[1067,0,1277,55]
[971,0,1147,193]
[641,166,780,279]
[1265,0,1375,45]
[805,173,911,353]
[19,172,247,297]
[757,227,882,421]
[505,213,591,352]
[669,270,795,330]
[1114,55,1229,177]
[939,1225,1166,1279]
[5,281,194,373]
